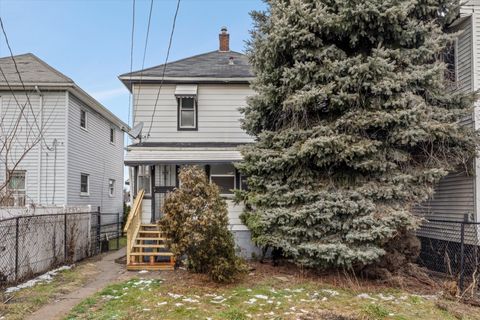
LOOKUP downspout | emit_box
[35,86,43,204]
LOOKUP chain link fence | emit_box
[417,215,480,297]
[0,209,122,286]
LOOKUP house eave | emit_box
[119,76,253,92]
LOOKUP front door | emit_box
[151,164,177,222]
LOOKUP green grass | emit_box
[0,264,97,320]
[64,276,480,320]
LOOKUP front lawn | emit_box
[0,262,99,320]
[65,263,480,320]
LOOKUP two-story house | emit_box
[120,28,259,258]
[417,2,480,243]
[0,53,128,215]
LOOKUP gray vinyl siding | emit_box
[132,83,254,143]
[0,91,67,205]
[417,15,477,233]
[66,94,124,215]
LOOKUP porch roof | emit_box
[124,147,243,165]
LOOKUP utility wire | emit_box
[0,16,54,151]
[132,0,154,112]
[146,0,181,137]
[127,0,136,128]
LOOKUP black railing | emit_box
[417,215,480,295]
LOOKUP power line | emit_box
[0,16,57,152]
[127,0,136,128]
[132,0,154,112]
[146,0,181,137]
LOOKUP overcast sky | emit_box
[0,0,265,125]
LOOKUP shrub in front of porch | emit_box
[159,166,246,283]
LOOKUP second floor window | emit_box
[177,97,197,130]
[110,127,115,143]
[80,110,87,129]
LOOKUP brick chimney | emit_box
[219,27,230,52]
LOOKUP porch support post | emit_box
[151,165,156,223]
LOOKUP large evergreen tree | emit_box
[239,0,478,268]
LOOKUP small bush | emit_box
[160,166,246,283]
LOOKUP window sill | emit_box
[177,127,198,131]
[80,192,90,197]
[80,126,88,132]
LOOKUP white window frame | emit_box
[108,179,115,197]
[7,170,26,207]
[80,109,88,130]
[177,96,197,130]
[209,164,236,197]
[110,127,115,144]
[80,173,89,196]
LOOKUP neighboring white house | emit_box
[119,27,260,258]
[416,2,480,241]
[0,53,128,215]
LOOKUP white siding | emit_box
[0,91,67,205]
[66,94,124,215]
[133,83,254,143]
[417,16,477,225]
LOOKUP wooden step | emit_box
[130,251,173,256]
[127,263,174,271]
[133,244,167,248]
[141,224,158,228]
[136,237,166,241]
[138,230,161,234]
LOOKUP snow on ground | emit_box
[4,265,72,294]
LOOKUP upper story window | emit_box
[443,40,457,83]
[80,109,87,129]
[175,84,198,131]
[110,127,115,143]
[177,97,197,130]
[80,173,89,195]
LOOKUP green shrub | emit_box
[160,166,246,283]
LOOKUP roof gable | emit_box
[0,53,73,85]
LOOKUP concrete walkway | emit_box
[28,248,128,320]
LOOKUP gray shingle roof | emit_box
[120,50,253,80]
[0,53,73,85]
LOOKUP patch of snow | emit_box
[168,293,183,299]
[378,293,395,301]
[142,308,151,311]
[138,270,149,274]
[321,289,339,296]
[174,303,184,307]
[246,298,257,304]
[182,297,199,303]
[357,293,377,301]
[5,265,72,294]
[254,294,269,300]
[157,301,168,306]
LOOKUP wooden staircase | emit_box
[124,190,175,271]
